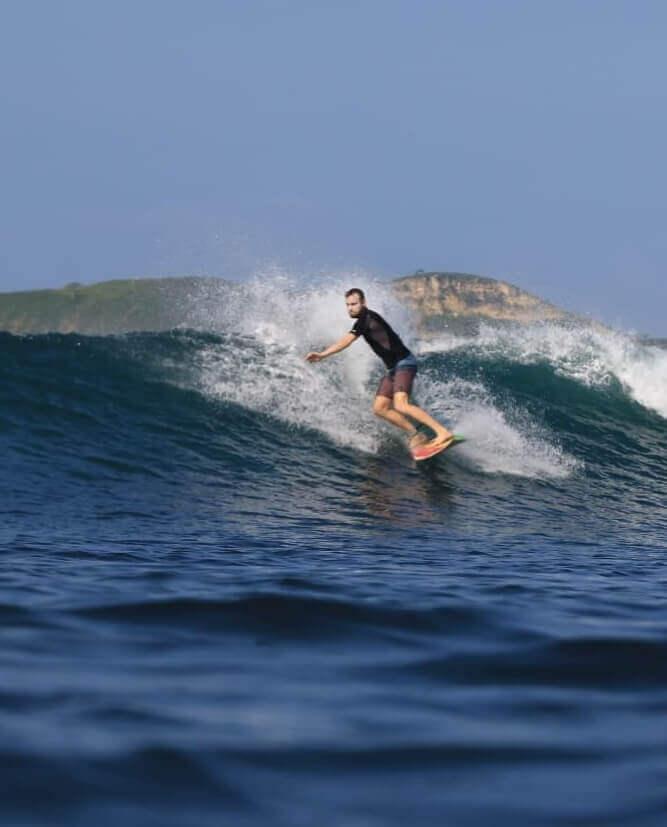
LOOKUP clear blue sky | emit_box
[1,0,665,334]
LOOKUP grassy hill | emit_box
[0,277,237,335]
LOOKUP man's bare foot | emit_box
[409,432,428,448]
[428,431,454,448]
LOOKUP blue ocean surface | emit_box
[2,282,667,826]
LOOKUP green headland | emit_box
[0,272,586,336]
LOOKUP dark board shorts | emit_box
[376,354,418,400]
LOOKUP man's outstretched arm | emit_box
[305,332,357,363]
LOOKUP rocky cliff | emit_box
[392,272,574,333]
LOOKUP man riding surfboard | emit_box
[305,288,454,452]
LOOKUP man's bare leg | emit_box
[373,395,418,437]
[373,395,432,448]
[393,392,453,445]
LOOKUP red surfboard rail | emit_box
[411,435,466,462]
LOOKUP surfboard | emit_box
[411,434,466,462]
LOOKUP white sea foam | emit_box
[424,322,667,419]
[189,270,405,453]
[412,374,579,479]
[177,272,582,477]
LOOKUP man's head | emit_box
[345,288,366,318]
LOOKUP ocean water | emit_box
[2,278,667,826]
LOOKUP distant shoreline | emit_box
[0,272,657,338]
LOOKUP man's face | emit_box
[346,294,365,318]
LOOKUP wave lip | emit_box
[424,321,667,419]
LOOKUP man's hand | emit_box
[305,333,356,364]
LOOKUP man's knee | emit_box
[393,393,410,414]
[373,395,391,416]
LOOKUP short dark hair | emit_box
[345,288,365,302]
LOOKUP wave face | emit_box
[2,278,666,827]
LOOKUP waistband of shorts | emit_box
[390,353,417,372]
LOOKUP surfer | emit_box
[305,288,454,451]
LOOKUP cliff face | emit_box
[391,272,573,332]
